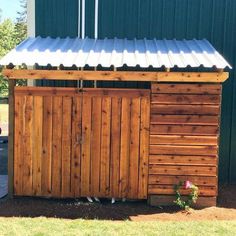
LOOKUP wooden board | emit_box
[150,135,218,146]
[4,69,229,83]
[51,97,63,197]
[149,165,217,176]
[71,96,82,197]
[149,83,221,198]
[149,175,217,186]
[32,96,43,196]
[151,83,222,94]
[150,124,219,135]
[152,94,220,105]
[151,115,219,125]
[22,96,33,196]
[148,185,217,196]
[149,155,217,166]
[41,97,53,196]
[61,97,72,197]
[151,104,220,115]
[13,88,150,200]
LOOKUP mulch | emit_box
[0,184,235,221]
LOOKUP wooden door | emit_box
[13,87,150,199]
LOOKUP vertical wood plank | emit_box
[129,98,141,198]
[22,95,33,195]
[51,96,63,197]
[139,96,150,199]
[41,96,53,196]
[14,95,23,195]
[71,96,82,197]
[81,96,92,196]
[119,98,131,198]
[100,97,111,196]
[110,97,121,197]
[61,97,72,197]
[32,96,43,196]
[90,97,102,196]
[8,80,15,197]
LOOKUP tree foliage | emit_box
[0,1,27,97]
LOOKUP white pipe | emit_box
[94,0,99,39]
[78,0,81,37]
[82,0,85,39]
[27,0,35,37]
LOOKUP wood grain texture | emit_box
[138,97,150,199]
[149,175,217,186]
[51,97,62,197]
[41,97,53,196]
[129,98,141,198]
[22,96,33,196]
[149,82,221,198]
[148,185,217,196]
[61,97,72,197]
[8,80,16,197]
[90,97,102,197]
[32,96,43,196]
[151,104,220,115]
[4,69,229,82]
[150,135,218,146]
[119,98,131,198]
[151,83,222,94]
[14,95,23,195]
[81,97,92,196]
[149,155,217,166]
[100,97,112,196]
[150,124,219,135]
[149,165,217,176]
[13,87,150,199]
[110,97,121,197]
[71,96,82,197]
[152,94,220,105]
[151,115,219,125]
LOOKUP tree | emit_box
[0,8,2,22]
[0,1,27,97]
[15,0,27,44]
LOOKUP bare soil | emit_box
[0,185,235,221]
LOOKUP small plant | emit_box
[174,180,199,211]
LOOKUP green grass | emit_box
[0,218,235,236]
[0,104,8,123]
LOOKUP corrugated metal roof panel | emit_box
[0,36,231,69]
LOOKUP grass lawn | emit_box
[0,104,8,123]
[0,218,235,236]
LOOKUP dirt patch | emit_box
[0,185,235,221]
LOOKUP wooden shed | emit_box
[0,37,231,207]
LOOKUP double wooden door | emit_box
[14,87,150,199]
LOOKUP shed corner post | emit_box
[8,79,16,198]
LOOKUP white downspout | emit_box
[78,0,81,37]
[82,0,85,39]
[94,0,99,39]
[94,0,99,88]
[27,0,35,86]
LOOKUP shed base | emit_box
[148,195,217,208]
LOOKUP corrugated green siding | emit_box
[35,0,236,183]
[35,0,78,37]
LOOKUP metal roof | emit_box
[0,37,231,69]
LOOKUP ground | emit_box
[0,103,236,235]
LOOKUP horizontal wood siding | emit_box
[14,87,150,199]
[149,83,221,197]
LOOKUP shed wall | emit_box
[35,0,236,183]
[149,83,221,197]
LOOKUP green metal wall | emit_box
[35,0,236,183]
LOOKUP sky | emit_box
[0,0,22,22]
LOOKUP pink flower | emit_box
[184,181,192,189]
